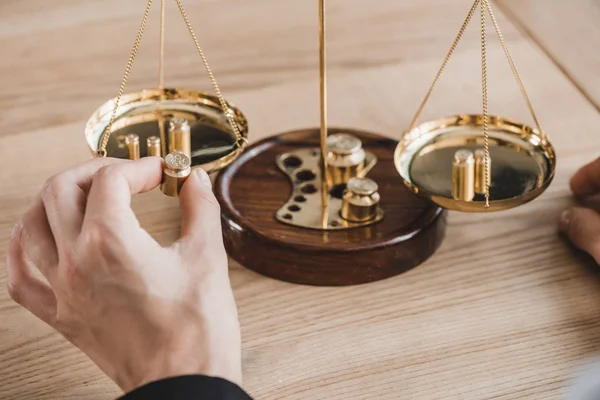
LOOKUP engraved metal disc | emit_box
[85,88,248,173]
[165,151,191,171]
[347,177,378,196]
[394,114,556,212]
[327,133,363,155]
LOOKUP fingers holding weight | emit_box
[178,168,220,239]
[84,157,163,226]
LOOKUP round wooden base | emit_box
[215,128,447,286]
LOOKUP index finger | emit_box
[570,157,600,198]
[84,157,163,227]
[39,157,129,258]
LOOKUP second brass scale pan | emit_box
[394,0,555,212]
[395,114,556,212]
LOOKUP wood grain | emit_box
[1,0,600,399]
[216,128,446,286]
[496,0,600,111]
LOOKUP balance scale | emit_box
[83,0,556,286]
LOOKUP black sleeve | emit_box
[119,375,253,400]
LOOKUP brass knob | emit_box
[168,117,192,160]
[452,149,475,201]
[326,133,366,185]
[160,151,192,197]
[340,177,380,222]
[147,136,161,157]
[125,133,140,160]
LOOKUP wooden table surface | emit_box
[1,0,599,398]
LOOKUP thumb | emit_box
[178,168,222,242]
[559,206,600,263]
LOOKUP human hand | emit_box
[559,157,600,263]
[5,157,241,392]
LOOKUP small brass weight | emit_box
[161,152,192,197]
[452,150,475,202]
[84,0,249,198]
[340,178,381,223]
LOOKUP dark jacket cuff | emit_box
[119,375,252,400]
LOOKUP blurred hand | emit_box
[5,157,241,392]
[559,157,600,262]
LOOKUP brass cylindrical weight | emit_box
[326,133,366,186]
[340,177,380,222]
[125,134,140,160]
[147,136,161,157]
[160,151,192,197]
[452,149,475,201]
[168,118,192,160]
[474,149,491,194]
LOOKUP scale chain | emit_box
[404,0,547,209]
[96,0,244,157]
[482,0,545,139]
[407,0,480,132]
[174,0,244,147]
[480,0,490,207]
[97,0,154,157]
[158,0,165,90]
[407,0,543,138]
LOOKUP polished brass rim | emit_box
[85,88,249,173]
[394,114,556,212]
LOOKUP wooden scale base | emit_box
[215,128,447,286]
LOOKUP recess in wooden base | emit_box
[215,128,447,286]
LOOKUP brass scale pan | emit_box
[85,88,248,173]
[85,0,248,175]
[394,0,555,212]
[395,114,556,212]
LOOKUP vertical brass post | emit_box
[158,0,165,90]
[156,0,167,159]
[318,0,329,229]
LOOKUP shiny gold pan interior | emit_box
[394,114,556,212]
[85,88,249,173]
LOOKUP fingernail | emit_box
[10,223,20,240]
[195,168,212,189]
[559,209,572,231]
